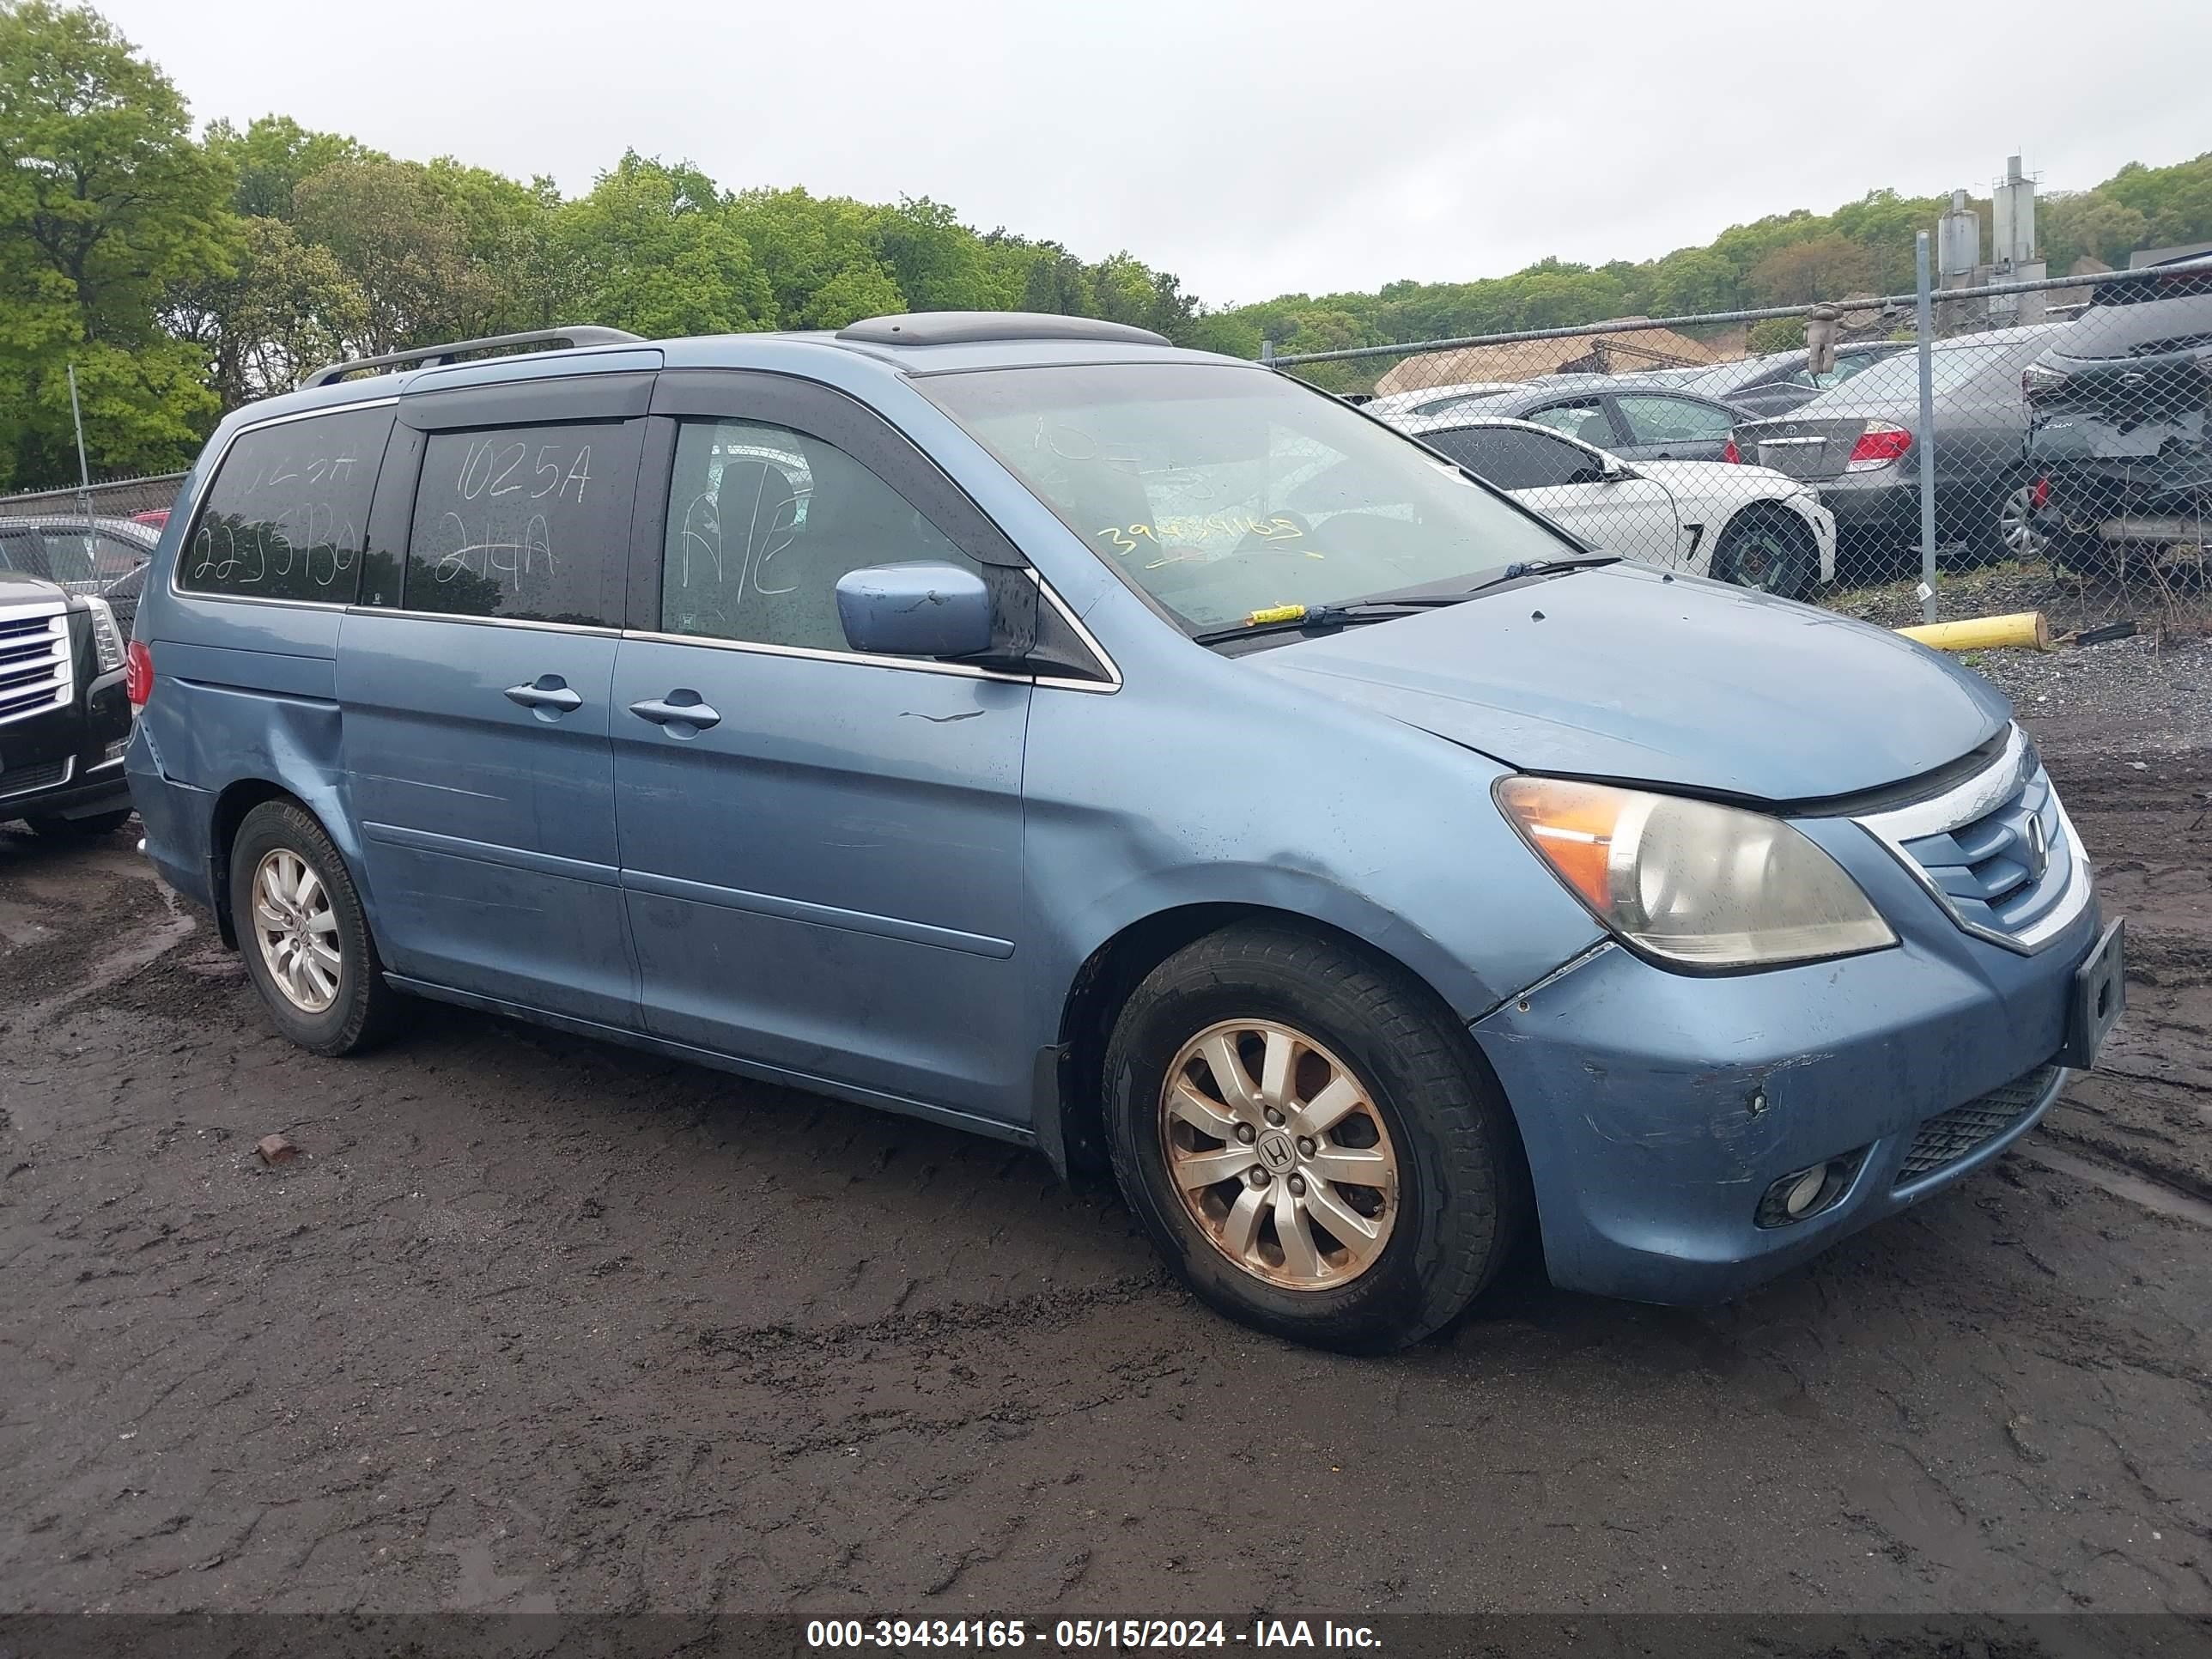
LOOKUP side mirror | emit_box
[1568,461,1629,485]
[836,562,994,659]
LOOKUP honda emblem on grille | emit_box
[2023,815,2049,882]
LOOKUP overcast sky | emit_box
[100,0,2212,307]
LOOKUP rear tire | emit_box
[1711,510,1817,600]
[1985,478,2051,564]
[1102,922,1527,1353]
[27,809,132,840]
[228,800,399,1057]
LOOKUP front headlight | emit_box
[1495,775,1896,969]
[85,596,126,674]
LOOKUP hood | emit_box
[0,567,65,603]
[1635,458,1809,498]
[1249,563,2008,802]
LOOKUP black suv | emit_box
[2025,253,2212,564]
[0,566,134,838]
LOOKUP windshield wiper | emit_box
[1459,552,1623,593]
[1189,595,1474,646]
[1189,555,1626,647]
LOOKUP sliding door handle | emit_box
[629,694,721,731]
[504,680,582,713]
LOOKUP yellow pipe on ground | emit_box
[1895,611,2051,653]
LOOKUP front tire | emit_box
[1103,923,1526,1353]
[228,800,398,1057]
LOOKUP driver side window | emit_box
[659,418,976,653]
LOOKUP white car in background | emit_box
[1391,412,1838,599]
[1360,380,1526,422]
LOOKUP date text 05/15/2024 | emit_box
[805,1619,1382,1650]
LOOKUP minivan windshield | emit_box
[920,364,1572,633]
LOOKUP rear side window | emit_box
[1427,427,1595,490]
[181,405,394,603]
[404,422,642,627]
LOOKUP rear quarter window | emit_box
[180,405,396,603]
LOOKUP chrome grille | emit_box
[1897,767,2074,937]
[1894,1064,2060,1185]
[0,755,71,800]
[1854,726,2090,954]
[0,603,72,726]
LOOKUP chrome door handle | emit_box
[629,695,721,730]
[505,681,582,712]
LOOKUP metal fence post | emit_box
[67,362,97,544]
[1914,233,1938,623]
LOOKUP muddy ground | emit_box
[2,677,2208,1621]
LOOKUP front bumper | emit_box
[1470,804,2103,1305]
[0,665,133,824]
[0,753,132,823]
[1813,470,1918,538]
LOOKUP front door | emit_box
[610,372,1035,1124]
[337,376,649,1024]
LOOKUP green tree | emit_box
[162,215,367,407]
[1746,317,1805,354]
[2039,191,2148,271]
[1747,234,1876,304]
[204,114,377,220]
[424,155,568,332]
[727,184,904,328]
[559,154,772,336]
[0,0,228,483]
[2098,155,2212,250]
[1645,247,1741,316]
[872,195,1007,312]
[290,158,494,355]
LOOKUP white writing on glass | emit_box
[189,445,363,590]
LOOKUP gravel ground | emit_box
[2,692,2209,1625]
[1830,560,2212,757]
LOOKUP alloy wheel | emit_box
[1158,1019,1400,1291]
[1997,483,2051,561]
[251,848,342,1013]
[1724,529,1789,592]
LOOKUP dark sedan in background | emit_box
[2025,253,2212,568]
[1729,324,2069,574]
[1413,380,1744,461]
[0,515,159,635]
[1680,341,1916,419]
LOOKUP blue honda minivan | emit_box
[126,314,2124,1352]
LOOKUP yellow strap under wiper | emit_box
[1243,604,1310,626]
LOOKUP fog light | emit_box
[1783,1168,1825,1217]
[103,737,131,763]
[1754,1152,1865,1229]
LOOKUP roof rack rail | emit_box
[835,311,1171,348]
[303,325,646,389]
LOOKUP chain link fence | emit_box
[0,471,186,523]
[1263,258,2210,635]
